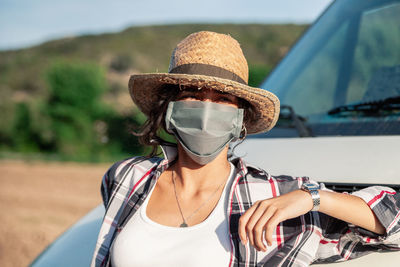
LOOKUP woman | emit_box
[92,31,400,267]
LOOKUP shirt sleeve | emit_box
[100,161,122,208]
[315,185,400,263]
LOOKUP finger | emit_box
[246,204,271,250]
[264,212,282,246]
[248,204,276,251]
[253,206,277,251]
[239,201,261,244]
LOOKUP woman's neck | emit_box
[171,144,232,194]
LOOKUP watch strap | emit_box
[309,189,320,211]
[301,183,320,211]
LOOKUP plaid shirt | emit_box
[91,145,400,267]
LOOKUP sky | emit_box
[0,0,333,51]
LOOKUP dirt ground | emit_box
[0,160,110,267]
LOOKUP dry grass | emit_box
[0,160,110,267]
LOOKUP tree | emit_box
[45,61,110,160]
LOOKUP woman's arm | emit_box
[319,190,385,234]
[239,185,396,252]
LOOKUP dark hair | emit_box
[132,84,179,157]
[133,84,258,157]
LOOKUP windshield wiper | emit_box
[328,96,400,115]
[280,105,313,137]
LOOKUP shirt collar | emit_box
[159,143,178,163]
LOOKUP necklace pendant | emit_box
[180,222,188,227]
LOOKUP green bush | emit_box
[0,61,147,162]
[43,61,144,161]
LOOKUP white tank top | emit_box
[110,163,235,267]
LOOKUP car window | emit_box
[258,0,400,138]
[275,19,348,117]
[346,3,400,104]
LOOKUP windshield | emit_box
[258,0,400,138]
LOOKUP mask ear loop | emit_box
[178,80,183,91]
[229,124,247,160]
[239,124,247,141]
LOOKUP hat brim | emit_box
[128,73,280,134]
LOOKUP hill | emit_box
[0,23,308,161]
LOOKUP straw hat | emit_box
[128,31,280,134]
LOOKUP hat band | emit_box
[169,63,247,85]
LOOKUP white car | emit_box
[31,0,400,266]
[238,0,400,265]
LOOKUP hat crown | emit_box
[168,31,249,83]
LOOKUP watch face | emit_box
[303,183,320,190]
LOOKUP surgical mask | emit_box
[165,101,244,165]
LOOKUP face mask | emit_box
[165,101,244,165]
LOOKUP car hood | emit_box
[236,135,400,184]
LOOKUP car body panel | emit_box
[30,205,104,267]
[237,135,400,184]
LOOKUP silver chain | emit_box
[171,170,227,227]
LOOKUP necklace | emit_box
[171,169,228,227]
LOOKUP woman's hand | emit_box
[239,189,313,252]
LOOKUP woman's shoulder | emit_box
[105,155,163,183]
[235,158,307,180]
[235,158,310,191]
[101,155,163,206]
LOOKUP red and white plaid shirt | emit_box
[91,145,400,267]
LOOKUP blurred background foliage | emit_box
[0,24,307,162]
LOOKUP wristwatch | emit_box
[301,183,320,211]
